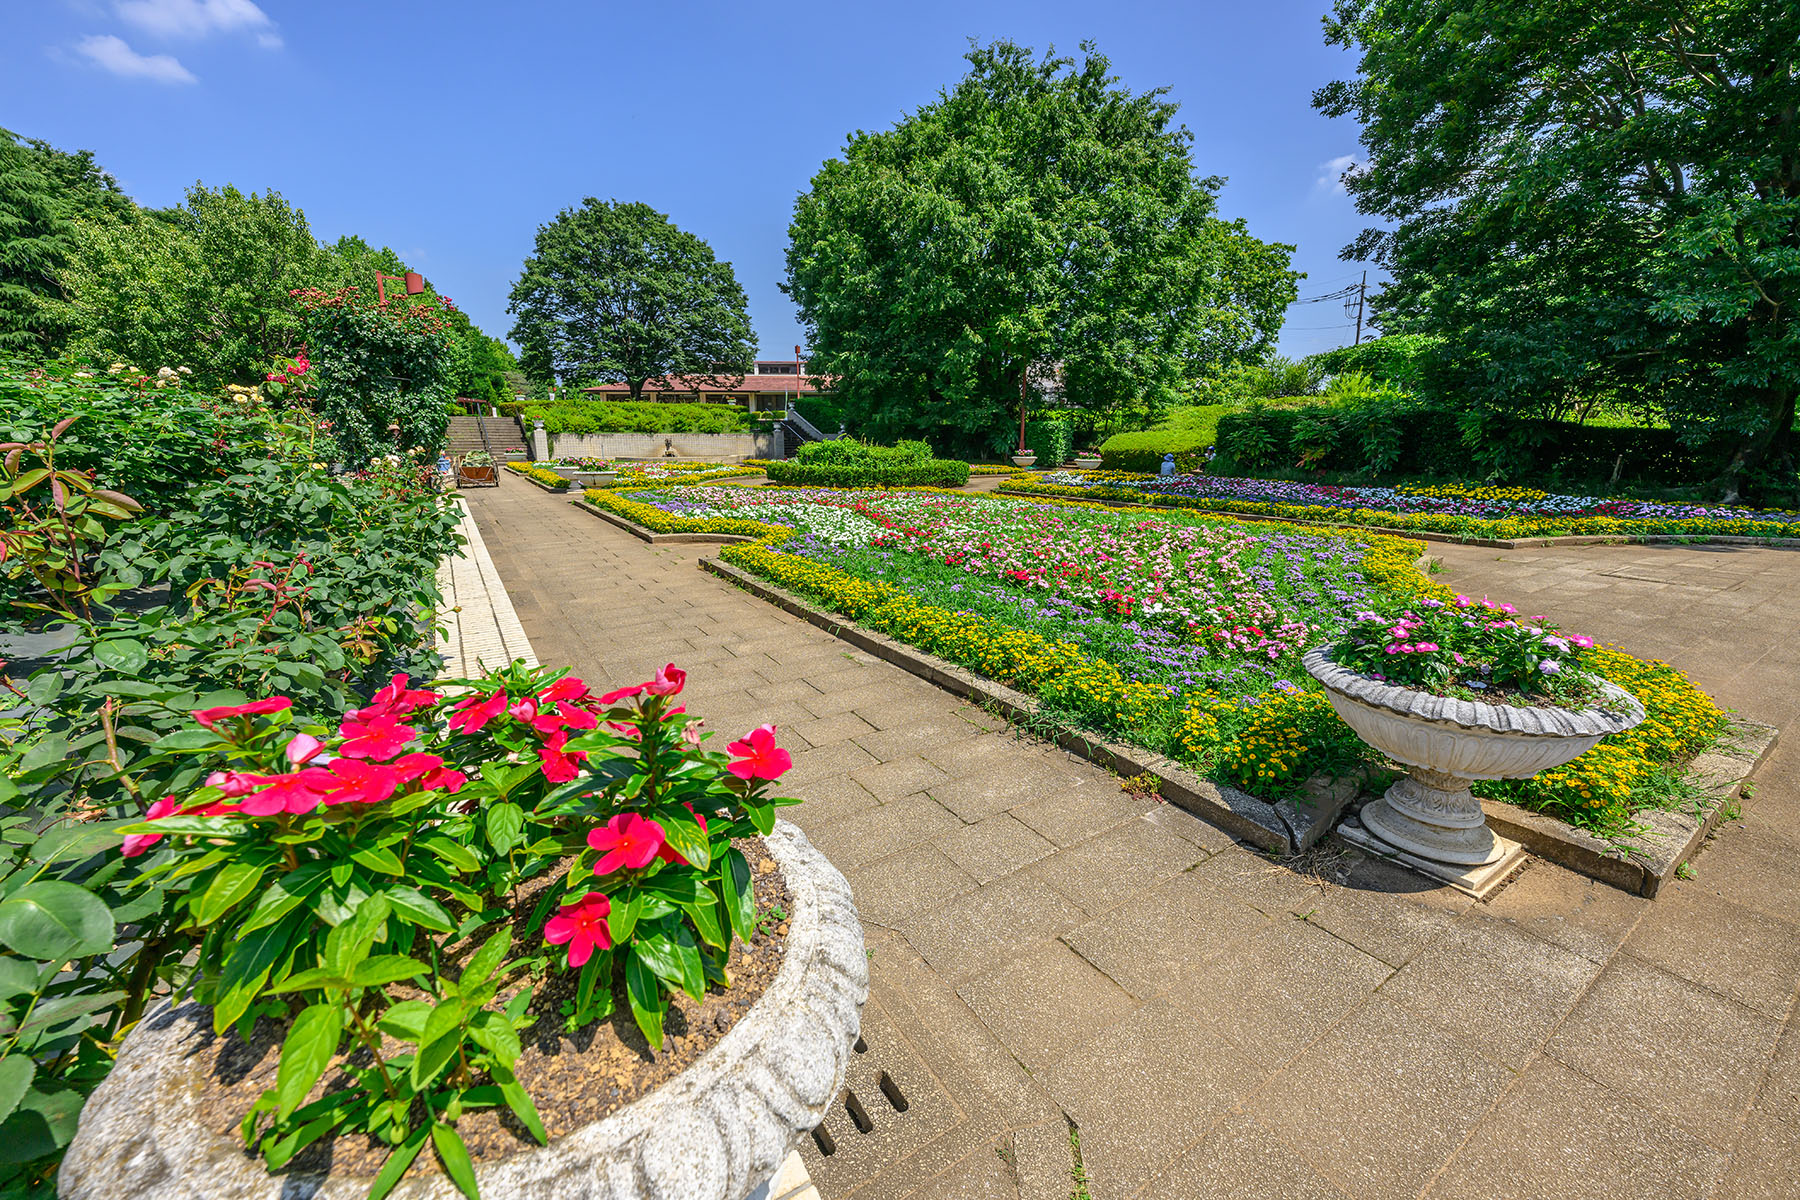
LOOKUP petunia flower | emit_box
[337,713,418,760]
[588,812,666,874]
[726,724,792,781]
[543,891,613,967]
[446,689,508,735]
[121,795,179,858]
[192,697,291,731]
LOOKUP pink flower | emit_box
[337,713,417,760]
[507,697,539,723]
[284,733,326,765]
[322,758,402,806]
[205,770,256,798]
[726,725,792,781]
[588,812,666,874]
[598,683,644,705]
[446,689,508,735]
[540,676,590,705]
[527,703,599,736]
[643,663,686,697]
[389,752,447,782]
[121,795,180,858]
[351,673,438,721]
[539,730,586,783]
[238,769,336,816]
[543,891,613,968]
[192,697,291,731]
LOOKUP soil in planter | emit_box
[191,838,793,1179]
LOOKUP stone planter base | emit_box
[1337,815,1528,901]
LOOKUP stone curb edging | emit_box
[509,468,574,493]
[994,485,1800,551]
[573,498,760,545]
[57,820,867,1200]
[436,497,540,675]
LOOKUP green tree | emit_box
[296,287,459,466]
[507,199,755,396]
[22,137,137,224]
[784,41,1299,457]
[0,128,77,354]
[1318,0,1800,499]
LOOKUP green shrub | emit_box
[1305,334,1445,390]
[1097,405,1230,472]
[511,400,751,435]
[1024,416,1073,466]
[768,438,967,487]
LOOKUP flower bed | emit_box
[596,486,1724,837]
[1001,471,1800,541]
[506,461,573,489]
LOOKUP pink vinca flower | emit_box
[121,795,179,858]
[238,768,336,816]
[588,812,666,875]
[446,689,508,735]
[643,663,686,697]
[322,758,403,806]
[192,697,291,731]
[726,725,792,781]
[539,676,591,705]
[284,732,326,765]
[543,891,613,968]
[539,730,587,783]
[337,713,418,760]
[351,673,439,721]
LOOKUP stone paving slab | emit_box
[464,479,1800,1200]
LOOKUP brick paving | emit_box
[465,478,1800,1200]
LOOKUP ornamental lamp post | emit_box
[375,271,426,306]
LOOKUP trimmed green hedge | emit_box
[1024,416,1074,467]
[500,400,751,434]
[765,438,969,488]
[1099,405,1229,472]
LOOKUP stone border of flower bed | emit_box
[575,497,761,545]
[59,819,868,1200]
[995,482,1800,551]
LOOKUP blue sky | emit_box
[4,0,1382,361]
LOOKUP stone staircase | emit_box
[447,414,530,461]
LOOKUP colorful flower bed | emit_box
[1002,471,1800,541]
[510,460,762,489]
[585,486,1724,836]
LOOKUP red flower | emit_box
[192,697,291,731]
[322,758,402,806]
[337,713,418,760]
[238,769,336,816]
[539,729,586,783]
[446,689,507,734]
[121,795,179,858]
[540,676,590,705]
[726,725,792,781]
[588,812,665,875]
[284,732,326,765]
[389,752,446,782]
[351,673,438,721]
[598,683,644,705]
[507,697,539,723]
[528,704,599,736]
[643,663,686,697]
[543,891,613,968]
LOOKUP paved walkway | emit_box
[465,479,1800,1200]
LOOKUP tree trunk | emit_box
[628,378,644,401]
[1719,385,1798,504]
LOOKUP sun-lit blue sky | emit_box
[4,0,1383,360]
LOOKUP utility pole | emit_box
[1354,270,1367,344]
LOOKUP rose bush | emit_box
[117,658,796,1197]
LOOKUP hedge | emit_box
[1213,404,1731,483]
[765,459,970,488]
[499,400,751,435]
[1024,416,1074,467]
[1099,405,1229,472]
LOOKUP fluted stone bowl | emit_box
[59,820,866,1200]
[1303,647,1645,864]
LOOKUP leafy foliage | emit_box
[503,400,751,436]
[1317,0,1800,499]
[765,439,970,488]
[506,200,755,396]
[783,41,1299,458]
[0,129,77,356]
[294,288,460,467]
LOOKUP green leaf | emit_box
[0,1086,84,1161]
[323,893,391,978]
[0,958,40,1001]
[275,1003,344,1120]
[499,1073,549,1144]
[214,911,306,1033]
[367,1121,431,1200]
[635,925,704,1002]
[422,836,481,873]
[267,966,353,995]
[195,861,266,926]
[431,1122,480,1200]
[485,802,524,855]
[16,990,125,1039]
[93,638,148,675]
[658,813,711,871]
[624,948,667,1049]
[238,864,328,934]
[681,898,728,951]
[0,1056,35,1124]
[0,881,115,961]
[606,892,640,944]
[721,848,755,943]
[351,955,428,989]
[468,1010,521,1068]
[149,727,228,753]
[383,885,454,933]
[350,844,405,876]
[412,1002,465,1089]
[461,926,512,989]
[377,999,433,1043]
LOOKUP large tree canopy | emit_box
[1318,0,1800,499]
[0,129,77,355]
[784,41,1299,456]
[506,199,755,397]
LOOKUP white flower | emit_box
[1538,659,1562,675]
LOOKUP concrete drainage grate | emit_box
[801,1008,961,1194]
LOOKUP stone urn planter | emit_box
[1302,647,1644,873]
[1073,455,1102,469]
[573,470,620,488]
[1010,451,1038,468]
[60,821,866,1200]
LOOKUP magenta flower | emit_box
[446,689,508,735]
[238,769,336,816]
[284,732,326,765]
[588,813,666,874]
[337,713,418,760]
[121,795,180,858]
[644,663,687,697]
[321,758,403,807]
[539,729,586,783]
[192,697,291,731]
[543,891,613,967]
[726,725,792,781]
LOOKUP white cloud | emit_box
[74,34,197,83]
[115,0,277,42]
[1316,155,1363,194]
